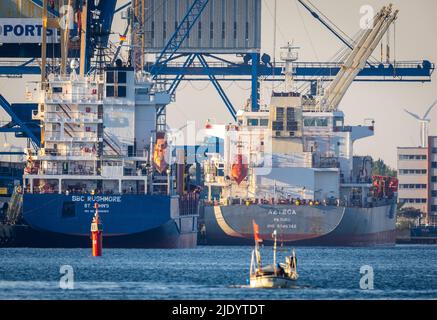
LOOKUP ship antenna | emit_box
[280,42,299,93]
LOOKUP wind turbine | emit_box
[404,100,437,148]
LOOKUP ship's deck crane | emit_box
[319,4,399,112]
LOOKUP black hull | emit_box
[199,203,397,247]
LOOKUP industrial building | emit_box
[429,136,437,224]
[397,136,437,224]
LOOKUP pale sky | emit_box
[0,0,436,168]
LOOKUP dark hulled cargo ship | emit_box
[199,28,400,246]
[16,65,198,248]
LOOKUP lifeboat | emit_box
[230,154,248,185]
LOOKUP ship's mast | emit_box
[280,42,299,93]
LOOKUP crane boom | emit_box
[320,4,399,111]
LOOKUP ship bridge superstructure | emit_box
[24,65,174,197]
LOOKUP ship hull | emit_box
[199,203,396,247]
[18,194,198,248]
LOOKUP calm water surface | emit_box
[0,245,436,300]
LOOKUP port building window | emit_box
[399,169,427,175]
[401,198,427,204]
[432,148,437,154]
[432,162,437,168]
[399,184,427,189]
[432,190,437,197]
[431,205,437,212]
[432,176,437,183]
[399,155,427,160]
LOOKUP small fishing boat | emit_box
[249,221,298,288]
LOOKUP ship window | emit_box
[316,118,328,127]
[334,117,344,128]
[272,121,284,131]
[106,86,115,97]
[287,122,298,131]
[304,118,315,127]
[62,202,76,218]
[135,88,149,95]
[276,107,284,121]
[247,119,259,126]
[260,119,269,126]
[106,71,115,84]
[303,117,328,127]
[118,86,127,98]
[117,71,127,84]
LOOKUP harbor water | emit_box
[0,245,436,300]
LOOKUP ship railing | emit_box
[45,135,99,143]
[45,93,102,104]
[34,169,97,176]
[122,170,148,177]
[41,149,97,157]
[45,112,100,122]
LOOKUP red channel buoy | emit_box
[91,203,103,257]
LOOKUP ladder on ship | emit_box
[103,132,123,156]
[6,187,23,225]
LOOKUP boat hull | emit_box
[199,203,396,247]
[250,275,297,288]
[19,194,198,248]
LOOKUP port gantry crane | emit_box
[0,0,434,153]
